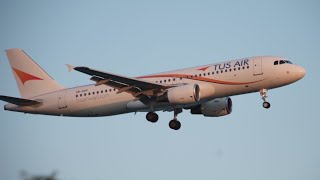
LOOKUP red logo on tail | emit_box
[12,68,43,85]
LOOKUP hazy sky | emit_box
[0,0,319,180]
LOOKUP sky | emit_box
[0,0,319,180]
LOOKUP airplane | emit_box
[0,49,306,130]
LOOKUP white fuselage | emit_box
[4,56,305,117]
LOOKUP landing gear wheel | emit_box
[263,102,271,109]
[169,119,181,130]
[260,89,271,109]
[146,112,158,123]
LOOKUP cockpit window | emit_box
[274,60,292,65]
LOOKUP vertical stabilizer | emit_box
[5,48,64,98]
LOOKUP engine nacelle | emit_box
[191,97,232,117]
[158,84,200,104]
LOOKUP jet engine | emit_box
[157,84,200,104]
[190,97,232,117]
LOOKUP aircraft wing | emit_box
[72,66,173,98]
[0,95,42,106]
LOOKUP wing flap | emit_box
[0,95,42,106]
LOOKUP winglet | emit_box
[66,64,75,72]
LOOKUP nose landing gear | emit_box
[263,101,271,109]
[260,89,271,109]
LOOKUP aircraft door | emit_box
[58,90,67,109]
[253,58,263,76]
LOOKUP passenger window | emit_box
[97,91,99,94]
[280,60,285,64]
[274,61,278,65]
[76,95,78,98]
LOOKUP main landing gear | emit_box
[146,112,158,123]
[168,108,182,130]
[260,89,271,109]
[146,108,183,130]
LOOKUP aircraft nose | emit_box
[296,66,306,80]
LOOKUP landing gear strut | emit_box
[146,112,159,123]
[169,108,182,130]
[260,89,271,109]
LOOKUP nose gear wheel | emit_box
[260,89,271,109]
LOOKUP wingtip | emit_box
[66,64,75,72]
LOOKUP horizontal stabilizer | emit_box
[0,95,42,106]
